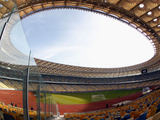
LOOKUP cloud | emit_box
[19,9,154,68]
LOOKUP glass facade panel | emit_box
[0,0,43,120]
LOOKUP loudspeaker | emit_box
[141,69,147,74]
[106,104,108,108]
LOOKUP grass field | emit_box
[41,89,141,104]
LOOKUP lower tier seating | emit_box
[64,89,160,120]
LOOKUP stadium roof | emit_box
[0,0,160,78]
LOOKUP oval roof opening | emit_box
[11,9,155,68]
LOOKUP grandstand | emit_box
[0,0,160,120]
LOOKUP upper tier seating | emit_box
[0,77,160,92]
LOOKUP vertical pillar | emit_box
[37,77,41,120]
[0,7,14,41]
[23,68,30,120]
[48,96,50,116]
[44,92,47,120]
[23,51,31,120]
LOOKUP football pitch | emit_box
[41,89,141,105]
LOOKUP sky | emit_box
[10,9,155,68]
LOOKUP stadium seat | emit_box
[121,114,131,120]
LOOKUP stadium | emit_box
[0,0,160,120]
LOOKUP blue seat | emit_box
[152,100,155,104]
[135,112,147,120]
[121,114,130,120]
[114,117,121,120]
[156,104,160,113]
[126,110,132,113]
[100,118,105,120]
